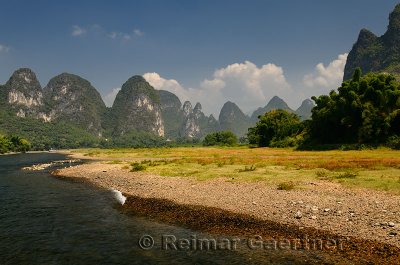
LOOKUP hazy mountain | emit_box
[158,90,184,138]
[344,4,400,80]
[1,68,313,143]
[111,75,164,136]
[219,101,252,137]
[251,96,293,121]
[295,99,314,120]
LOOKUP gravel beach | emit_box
[53,158,400,264]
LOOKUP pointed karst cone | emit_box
[344,4,400,80]
[111,75,164,137]
[43,73,107,133]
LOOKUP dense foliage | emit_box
[247,109,304,147]
[203,131,238,146]
[0,111,100,150]
[310,69,400,145]
[0,134,31,153]
[103,130,167,148]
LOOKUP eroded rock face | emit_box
[112,76,164,136]
[43,73,107,134]
[158,90,184,138]
[3,68,45,118]
[181,101,201,138]
[344,4,400,80]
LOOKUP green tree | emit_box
[203,131,238,146]
[309,69,400,145]
[247,109,303,147]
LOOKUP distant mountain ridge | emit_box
[0,68,313,142]
[251,96,293,121]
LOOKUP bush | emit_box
[309,69,400,145]
[130,162,147,172]
[277,181,295,190]
[238,165,256,172]
[247,109,304,147]
[203,131,238,146]
[0,134,31,153]
[387,135,400,150]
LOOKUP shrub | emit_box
[130,162,147,172]
[247,109,303,147]
[203,131,238,146]
[387,135,400,150]
[315,170,330,180]
[238,165,256,172]
[277,181,295,190]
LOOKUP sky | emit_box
[0,0,399,116]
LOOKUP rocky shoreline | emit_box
[52,160,400,264]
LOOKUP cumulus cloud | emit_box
[303,53,348,90]
[71,25,86,36]
[205,61,293,109]
[143,61,298,116]
[103,88,121,107]
[0,44,10,53]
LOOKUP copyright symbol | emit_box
[138,235,154,250]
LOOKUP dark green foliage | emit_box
[309,70,400,145]
[203,131,238,146]
[0,134,31,153]
[277,182,295,190]
[0,107,99,150]
[387,135,400,149]
[130,162,147,172]
[247,109,303,147]
[108,129,166,148]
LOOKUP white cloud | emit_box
[143,72,193,101]
[133,29,144,36]
[71,25,86,36]
[72,24,143,41]
[0,44,10,53]
[144,61,299,116]
[303,53,348,89]
[103,88,121,107]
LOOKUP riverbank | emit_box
[53,150,400,264]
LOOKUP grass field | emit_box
[74,147,400,194]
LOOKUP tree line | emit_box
[245,68,400,150]
[0,134,31,154]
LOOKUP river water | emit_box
[0,153,336,264]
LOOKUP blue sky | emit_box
[0,0,399,115]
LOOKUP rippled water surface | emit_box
[0,153,335,265]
